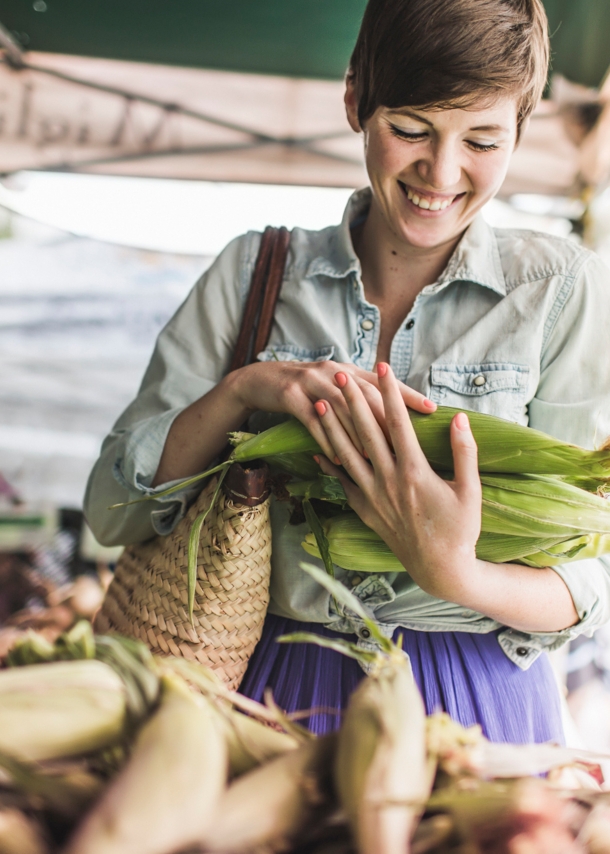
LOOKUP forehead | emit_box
[385,95,518,131]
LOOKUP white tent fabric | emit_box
[0,50,588,195]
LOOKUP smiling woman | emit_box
[85,0,610,747]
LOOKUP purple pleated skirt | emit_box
[239,615,564,744]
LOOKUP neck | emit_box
[353,199,462,306]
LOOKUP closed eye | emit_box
[389,125,499,152]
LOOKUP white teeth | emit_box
[405,185,454,211]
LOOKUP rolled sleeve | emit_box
[83,231,260,546]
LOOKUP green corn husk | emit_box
[302,507,610,572]
[0,660,128,763]
[479,473,610,538]
[231,409,610,485]
[64,673,228,854]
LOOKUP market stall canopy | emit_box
[0,1,609,193]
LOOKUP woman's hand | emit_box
[227,359,435,462]
[313,363,482,603]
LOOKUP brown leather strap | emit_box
[252,226,291,359]
[229,226,290,372]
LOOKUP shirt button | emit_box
[473,374,487,387]
[360,628,371,639]
[516,646,528,657]
[361,319,374,331]
[350,575,362,587]
[405,319,415,330]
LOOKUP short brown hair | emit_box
[348,0,549,139]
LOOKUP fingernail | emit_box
[424,398,436,410]
[335,372,348,388]
[377,362,388,378]
[455,412,470,431]
[313,455,320,465]
[363,449,369,459]
[314,401,327,416]
[334,456,341,465]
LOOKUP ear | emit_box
[344,76,362,133]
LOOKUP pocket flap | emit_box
[430,363,529,396]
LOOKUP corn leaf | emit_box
[302,499,335,578]
[187,467,228,625]
[276,632,380,665]
[108,461,230,509]
[298,563,393,654]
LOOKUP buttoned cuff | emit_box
[498,557,610,670]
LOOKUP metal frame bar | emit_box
[0,39,358,177]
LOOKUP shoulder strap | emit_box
[229,226,291,372]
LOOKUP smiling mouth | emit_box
[399,182,465,211]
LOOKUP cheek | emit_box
[470,150,513,194]
[365,133,413,176]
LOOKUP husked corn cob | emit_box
[202,734,336,853]
[0,660,127,763]
[64,673,227,854]
[279,565,434,854]
[336,655,431,854]
[223,708,300,778]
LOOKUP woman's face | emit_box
[347,90,519,252]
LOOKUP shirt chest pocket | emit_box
[429,363,530,422]
[256,344,335,363]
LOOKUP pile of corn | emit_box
[1,574,610,854]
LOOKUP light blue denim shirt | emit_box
[84,188,610,670]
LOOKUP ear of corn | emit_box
[480,474,610,538]
[223,709,299,778]
[336,657,431,854]
[229,409,610,485]
[281,565,433,854]
[201,734,337,853]
[0,660,128,763]
[64,673,228,854]
[0,808,49,854]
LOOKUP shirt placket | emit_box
[390,295,422,383]
[351,276,380,371]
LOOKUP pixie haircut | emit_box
[348,0,549,139]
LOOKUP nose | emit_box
[416,140,462,191]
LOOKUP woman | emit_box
[85,0,610,743]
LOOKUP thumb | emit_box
[450,412,481,499]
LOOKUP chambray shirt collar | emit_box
[306,187,507,297]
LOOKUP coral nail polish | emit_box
[335,372,348,388]
[377,362,388,377]
[314,401,327,416]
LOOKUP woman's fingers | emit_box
[314,398,375,490]
[376,363,429,469]
[349,364,436,414]
[450,412,482,504]
[333,371,399,475]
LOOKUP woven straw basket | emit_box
[95,474,272,691]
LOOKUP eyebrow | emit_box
[388,108,509,134]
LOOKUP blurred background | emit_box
[1,0,610,750]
